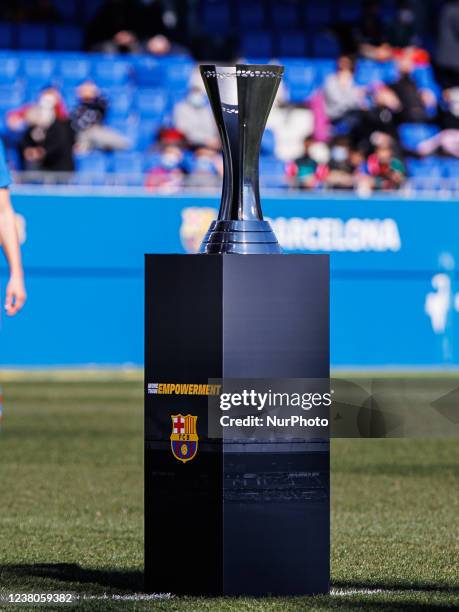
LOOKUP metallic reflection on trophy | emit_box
[199,64,284,254]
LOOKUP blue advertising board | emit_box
[0,189,458,368]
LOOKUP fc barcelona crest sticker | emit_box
[170,414,199,463]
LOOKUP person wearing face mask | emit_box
[20,87,74,173]
[145,144,187,192]
[325,137,356,190]
[323,55,366,134]
[71,81,130,153]
[173,83,220,150]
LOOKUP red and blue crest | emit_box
[170,414,198,463]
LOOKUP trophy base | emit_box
[199,220,282,254]
[145,254,329,596]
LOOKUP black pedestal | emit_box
[145,254,329,596]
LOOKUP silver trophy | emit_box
[199,64,284,254]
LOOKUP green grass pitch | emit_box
[0,372,457,610]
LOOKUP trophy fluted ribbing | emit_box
[199,64,283,254]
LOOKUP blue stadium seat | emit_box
[260,157,286,183]
[399,124,440,151]
[311,31,340,58]
[441,159,459,178]
[0,54,20,79]
[0,85,24,110]
[380,0,397,20]
[407,157,445,180]
[164,59,194,90]
[144,151,163,170]
[261,129,275,157]
[54,0,79,22]
[313,59,337,86]
[413,66,440,98]
[237,0,265,29]
[22,55,56,86]
[75,151,108,175]
[303,1,332,26]
[355,60,385,86]
[277,32,307,58]
[288,83,316,103]
[381,61,398,84]
[58,56,91,85]
[337,0,363,23]
[137,120,162,150]
[51,25,83,51]
[93,58,131,87]
[6,146,20,170]
[133,57,164,87]
[260,157,286,188]
[240,31,273,58]
[202,0,231,34]
[103,86,133,118]
[112,151,144,175]
[0,23,15,49]
[283,61,317,87]
[136,89,167,118]
[82,0,105,22]
[18,24,49,50]
[270,0,298,29]
[62,87,78,112]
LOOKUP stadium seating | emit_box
[18,24,49,51]
[0,0,453,193]
[399,124,440,151]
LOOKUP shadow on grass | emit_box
[1,566,457,609]
[0,563,143,592]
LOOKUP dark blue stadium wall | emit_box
[0,190,458,368]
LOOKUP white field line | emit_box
[80,593,173,601]
[77,588,394,602]
[331,588,389,596]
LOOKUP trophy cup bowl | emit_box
[199,64,284,254]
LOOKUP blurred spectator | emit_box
[7,87,68,135]
[145,144,187,192]
[438,87,459,130]
[325,137,356,190]
[188,146,222,188]
[418,89,459,156]
[351,86,401,149]
[173,84,219,149]
[435,0,459,89]
[286,137,329,190]
[418,129,459,158]
[97,30,143,55]
[156,127,187,149]
[366,143,406,190]
[20,88,74,173]
[323,56,365,128]
[358,0,393,61]
[267,84,314,161]
[389,54,436,123]
[71,81,130,152]
[145,34,187,57]
[87,0,165,51]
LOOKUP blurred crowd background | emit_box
[0,0,458,194]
